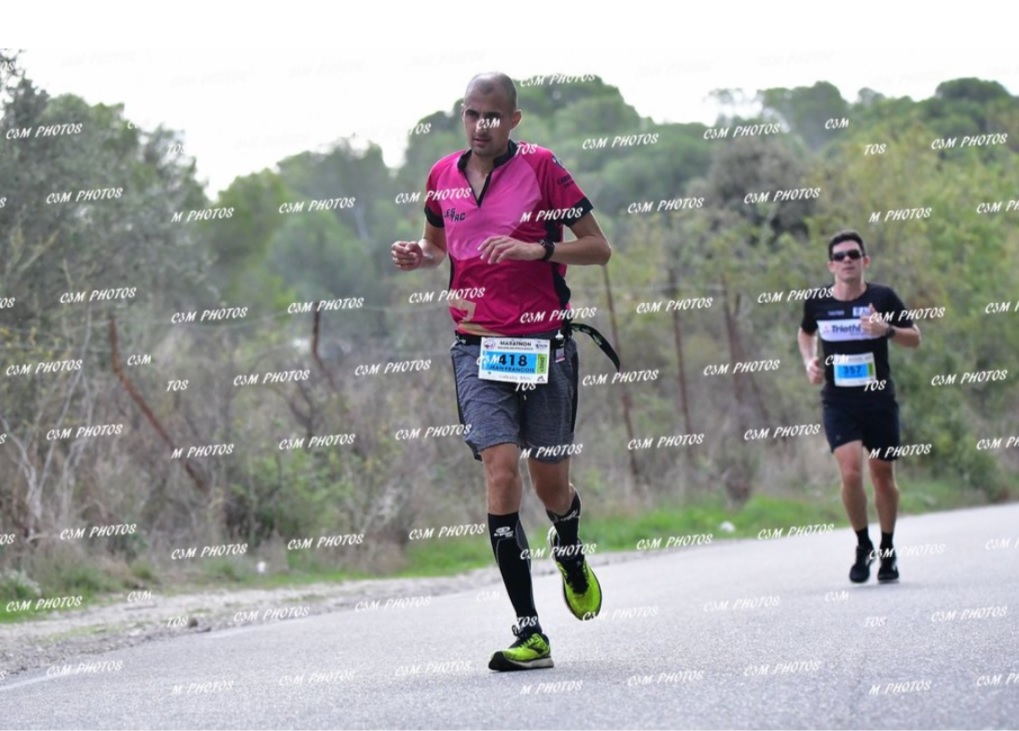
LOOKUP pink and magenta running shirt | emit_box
[423,140,593,336]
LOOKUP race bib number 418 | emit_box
[478,337,550,384]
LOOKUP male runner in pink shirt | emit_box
[392,71,612,671]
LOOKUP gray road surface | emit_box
[2,504,1018,730]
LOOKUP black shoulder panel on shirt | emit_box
[424,205,444,228]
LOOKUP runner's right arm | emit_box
[797,327,824,384]
[392,221,447,271]
[799,298,824,385]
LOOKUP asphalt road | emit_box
[2,504,1018,730]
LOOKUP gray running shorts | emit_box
[449,334,579,463]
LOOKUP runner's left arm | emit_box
[862,292,921,348]
[883,291,921,348]
[551,212,611,265]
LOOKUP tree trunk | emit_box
[601,265,641,490]
[666,265,692,434]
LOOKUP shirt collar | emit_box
[457,139,518,171]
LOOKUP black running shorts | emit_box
[822,397,901,460]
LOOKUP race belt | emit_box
[454,321,621,382]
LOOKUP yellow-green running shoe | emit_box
[488,625,554,671]
[548,525,602,620]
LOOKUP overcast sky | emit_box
[5,3,1016,195]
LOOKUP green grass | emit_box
[898,476,990,514]
[0,597,89,624]
[374,477,990,576]
[398,536,493,577]
[581,493,846,551]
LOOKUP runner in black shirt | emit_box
[797,230,921,583]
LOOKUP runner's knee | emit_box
[483,454,520,493]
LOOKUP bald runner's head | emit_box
[464,72,517,112]
[461,72,521,162]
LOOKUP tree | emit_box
[759,81,850,151]
[0,64,211,543]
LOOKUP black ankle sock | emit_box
[546,491,582,555]
[488,512,540,633]
[880,532,894,550]
[855,527,872,548]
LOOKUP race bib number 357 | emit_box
[478,337,550,384]
[833,352,876,387]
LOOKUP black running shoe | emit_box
[850,544,874,583]
[877,547,899,583]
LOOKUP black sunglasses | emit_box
[831,250,863,262]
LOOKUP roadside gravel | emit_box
[0,550,645,680]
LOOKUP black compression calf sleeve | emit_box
[546,490,582,550]
[488,512,540,632]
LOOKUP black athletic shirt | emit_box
[800,282,914,403]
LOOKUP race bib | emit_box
[478,337,550,384]
[833,352,876,387]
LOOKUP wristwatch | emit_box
[886,324,896,339]
[539,239,556,261]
